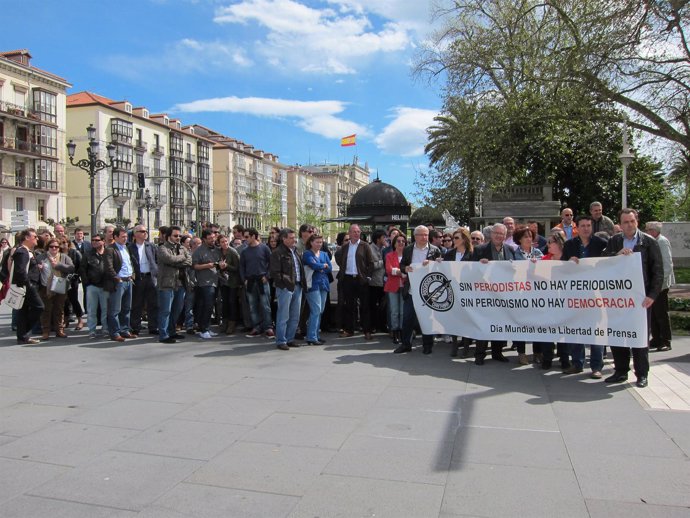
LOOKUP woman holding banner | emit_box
[512,226,543,364]
[444,228,474,357]
[538,232,568,369]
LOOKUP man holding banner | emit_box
[394,225,442,354]
[471,223,516,364]
[604,208,663,388]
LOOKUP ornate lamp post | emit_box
[619,120,634,209]
[143,188,158,238]
[67,124,116,237]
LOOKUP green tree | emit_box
[419,0,690,158]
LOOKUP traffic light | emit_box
[137,172,145,188]
[190,221,196,233]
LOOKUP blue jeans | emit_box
[195,285,216,332]
[158,287,186,340]
[107,280,132,337]
[306,289,328,342]
[387,291,404,331]
[570,343,604,371]
[275,285,302,345]
[183,287,195,329]
[86,284,109,335]
[246,280,273,332]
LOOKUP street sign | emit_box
[10,210,30,231]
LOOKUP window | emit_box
[110,119,133,144]
[114,144,133,171]
[111,172,133,195]
[34,125,57,157]
[198,143,210,162]
[16,197,24,211]
[34,160,57,190]
[32,90,57,124]
[38,199,46,221]
[170,133,183,156]
[135,128,143,147]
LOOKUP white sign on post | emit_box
[10,210,30,231]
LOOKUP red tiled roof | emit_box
[67,91,118,106]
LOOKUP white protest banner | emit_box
[408,254,648,347]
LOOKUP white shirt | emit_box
[136,242,150,274]
[345,240,360,275]
[411,244,429,267]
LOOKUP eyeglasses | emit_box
[91,238,102,242]
[171,234,181,238]
[136,230,148,233]
[471,237,482,241]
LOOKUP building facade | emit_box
[66,93,213,233]
[0,49,71,233]
[191,125,288,234]
[286,166,332,232]
[303,158,371,221]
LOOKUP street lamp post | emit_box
[67,124,116,237]
[619,120,634,209]
[143,188,158,238]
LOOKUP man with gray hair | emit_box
[590,201,615,235]
[471,223,516,364]
[645,221,674,351]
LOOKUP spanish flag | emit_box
[340,134,356,147]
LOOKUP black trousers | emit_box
[475,340,507,359]
[611,346,649,377]
[342,275,370,334]
[130,273,158,332]
[64,280,84,321]
[368,285,386,332]
[17,283,44,341]
[650,288,672,348]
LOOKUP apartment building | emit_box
[66,93,213,232]
[0,49,71,232]
[286,166,332,231]
[191,125,287,233]
[303,158,371,219]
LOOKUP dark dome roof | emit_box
[349,179,408,208]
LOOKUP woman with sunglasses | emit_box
[444,228,475,357]
[384,234,408,344]
[38,238,75,339]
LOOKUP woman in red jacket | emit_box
[384,234,407,344]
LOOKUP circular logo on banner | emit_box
[419,272,454,312]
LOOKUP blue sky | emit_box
[4,0,444,200]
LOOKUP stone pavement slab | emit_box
[1,302,690,517]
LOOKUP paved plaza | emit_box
[0,303,689,517]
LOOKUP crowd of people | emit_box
[0,200,674,389]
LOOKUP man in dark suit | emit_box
[604,208,663,388]
[334,224,375,339]
[127,224,159,336]
[471,223,516,364]
[561,214,608,377]
[394,225,442,354]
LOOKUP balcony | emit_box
[1,173,57,192]
[134,139,147,151]
[171,195,184,206]
[152,144,165,156]
[185,152,196,163]
[0,136,40,156]
[0,101,41,123]
[111,133,132,145]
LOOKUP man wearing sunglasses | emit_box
[128,225,159,336]
[80,233,109,338]
[157,226,192,343]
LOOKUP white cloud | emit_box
[213,0,410,74]
[173,95,370,139]
[375,107,438,157]
[101,38,252,80]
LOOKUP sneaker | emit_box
[88,332,97,339]
[199,331,212,339]
[246,328,262,337]
[208,330,218,337]
[264,329,275,338]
